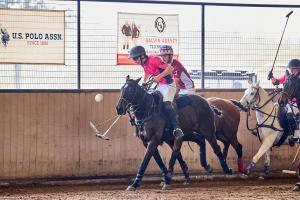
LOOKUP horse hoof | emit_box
[159,181,165,187]
[258,176,265,180]
[183,178,190,185]
[240,173,249,179]
[226,168,232,175]
[162,184,171,190]
[293,185,300,191]
[126,185,136,191]
[205,165,213,173]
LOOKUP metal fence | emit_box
[1,0,300,89]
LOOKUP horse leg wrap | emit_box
[237,157,245,173]
[131,175,142,188]
[217,152,232,174]
[199,146,208,168]
[180,162,189,178]
[246,162,256,175]
[162,172,171,185]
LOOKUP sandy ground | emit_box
[0,178,300,200]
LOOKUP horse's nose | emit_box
[116,106,124,115]
[116,106,121,115]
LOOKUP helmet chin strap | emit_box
[167,55,173,64]
[140,54,148,65]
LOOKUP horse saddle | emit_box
[175,95,192,109]
[150,92,192,109]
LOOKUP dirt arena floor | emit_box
[0,177,300,200]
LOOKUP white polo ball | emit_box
[95,93,103,102]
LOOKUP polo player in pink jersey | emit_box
[158,45,195,95]
[128,45,184,139]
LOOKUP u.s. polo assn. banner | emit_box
[0,8,65,64]
[117,12,179,65]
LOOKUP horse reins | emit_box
[246,88,283,139]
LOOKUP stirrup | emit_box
[173,128,184,138]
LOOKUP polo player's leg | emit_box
[246,132,277,175]
[263,149,271,175]
[127,140,160,191]
[163,101,184,138]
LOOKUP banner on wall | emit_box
[0,8,65,64]
[117,12,179,65]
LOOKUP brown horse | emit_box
[167,97,244,180]
[116,76,232,191]
[207,97,244,172]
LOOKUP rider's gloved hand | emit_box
[271,78,279,86]
[268,71,273,80]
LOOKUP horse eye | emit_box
[250,92,254,95]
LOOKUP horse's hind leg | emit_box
[222,142,230,161]
[193,134,213,173]
[169,137,184,175]
[166,141,190,181]
[263,149,271,175]
[205,136,232,174]
[230,140,245,173]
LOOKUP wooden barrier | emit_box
[0,90,296,179]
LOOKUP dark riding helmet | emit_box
[287,59,300,69]
[158,45,173,56]
[129,45,146,58]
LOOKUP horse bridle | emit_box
[245,86,283,138]
[119,82,142,112]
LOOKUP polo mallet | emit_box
[267,10,293,80]
[282,144,300,174]
[89,115,121,140]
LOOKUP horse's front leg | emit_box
[246,133,277,175]
[152,149,172,190]
[126,139,160,191]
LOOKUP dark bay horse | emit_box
[166,97,244,180]
[279,73,300,178]
[116,76,232,191]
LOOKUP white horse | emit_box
[239,80,297,175]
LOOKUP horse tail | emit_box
[210,105,222,116]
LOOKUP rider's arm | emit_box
[154,64,173,83]
[143,73,150,83]
[271,75,286,85]
[174,77,180,96]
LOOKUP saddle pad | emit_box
[175,95,192,109]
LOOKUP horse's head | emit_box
[116,75,143,115]
[239,80,261,111]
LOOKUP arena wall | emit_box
[0,90,295,180]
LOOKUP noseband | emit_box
[119,83,142,112]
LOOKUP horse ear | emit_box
[248,79,253,85]
[135,77,142,83]
[126,75,130,81]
